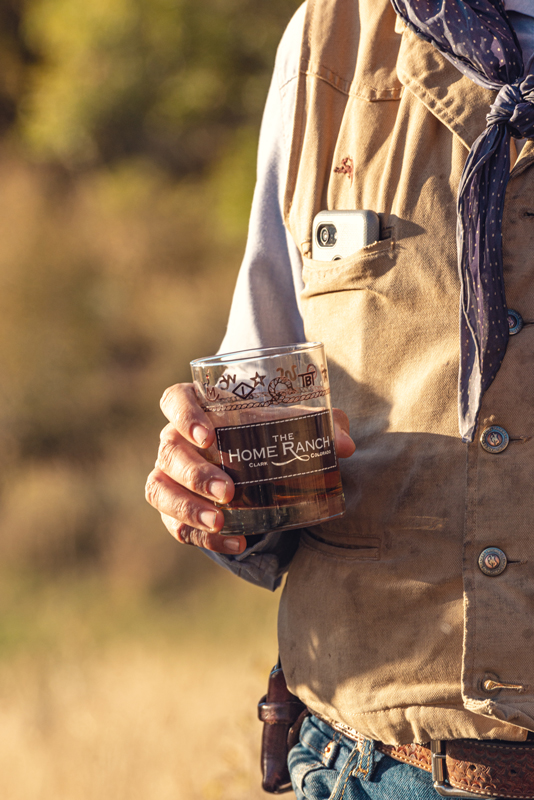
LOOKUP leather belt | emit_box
[375,736,534,799]
[314,714,534,799]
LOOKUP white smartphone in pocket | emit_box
[312,210,380,261]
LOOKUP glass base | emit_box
[220,490,345,536]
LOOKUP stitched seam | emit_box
[300,538,380,562]
[333,704,463,717]
[302,739,327,757]
[338,764,355,798]
[399,72,474,144]
[447,785,534,800]
[227,464,337,487]
[455,743,534,753]
[305,530,381,550]
[352,742,372,778]
[302,68,403,101]
[471,441,479,705]
[283,0,314,224]
[382,750,432,773]
[295,758,325,792]
[348,87,403,100]
[510,152,534,178]
[301,239,396,269]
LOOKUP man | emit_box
[146,1,534,797]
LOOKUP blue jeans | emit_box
[288,715,466,800]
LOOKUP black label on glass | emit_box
[215,410,337,485]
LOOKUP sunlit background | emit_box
[0,1,301,797]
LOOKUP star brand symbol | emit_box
[251,372,266,387]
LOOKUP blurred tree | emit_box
[0,0,36,135]
[0,0,302,582]
[19,0,301,173]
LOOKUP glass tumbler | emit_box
[190,342,345,535]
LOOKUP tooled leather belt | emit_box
[315,713,534,799]
[379,739,534,799]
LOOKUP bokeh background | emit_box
[0,1,301,797]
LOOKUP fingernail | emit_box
[192,424,209,446]
[199,509,218,530]
[208,479,228,502]
[223,537,241,553]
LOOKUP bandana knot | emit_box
[487,80,534,138]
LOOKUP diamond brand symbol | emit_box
[232,382,255,399]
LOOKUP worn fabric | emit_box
[205,2,534,589]
[277,0,534,744]
[288,715,466,800]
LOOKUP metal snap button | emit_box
[482,674,524,693]
[478,547,507,576]
[507,309,524,335]
[480,425,509,454]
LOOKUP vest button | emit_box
[507,309,524,335]
[478,547,507,576]
[480,425,509,453]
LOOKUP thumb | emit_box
[332,408,356,459]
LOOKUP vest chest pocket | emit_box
[301,530,381,562]
[301,238,397,299]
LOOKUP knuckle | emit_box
[172,494,195,523]
[175,524,199,546]
[174,524,191,544]
[160,383,197,426]
[165,517,216,549]
[160,385,178,413]
[180,460,199,489]
[187,528,210,549]
[157,438,176,471]
[145,472,162,508]
[159,422,175,444]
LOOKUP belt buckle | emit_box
[431,740,504,799]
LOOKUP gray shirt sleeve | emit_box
[202,3,307,591]
[219,2,306,353]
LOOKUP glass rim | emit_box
[190,341,323,368]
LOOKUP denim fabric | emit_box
[288,715,466,800]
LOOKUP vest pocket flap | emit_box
[301,531,381,561]
[301,238,396,298]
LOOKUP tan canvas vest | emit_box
[277,0,534,745]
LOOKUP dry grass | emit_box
[0,567,288,800]
[0,132,288,799]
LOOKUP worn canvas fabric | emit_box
[278,0,534,745]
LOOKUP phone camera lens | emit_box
[317,224,337,247]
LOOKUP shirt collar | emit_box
[504,0,534,18]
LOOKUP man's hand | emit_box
[145,383,356,555]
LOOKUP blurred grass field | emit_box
[0,147,291,800]
[0,563,281,800]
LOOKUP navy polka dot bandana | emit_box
[390,0,534,442]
